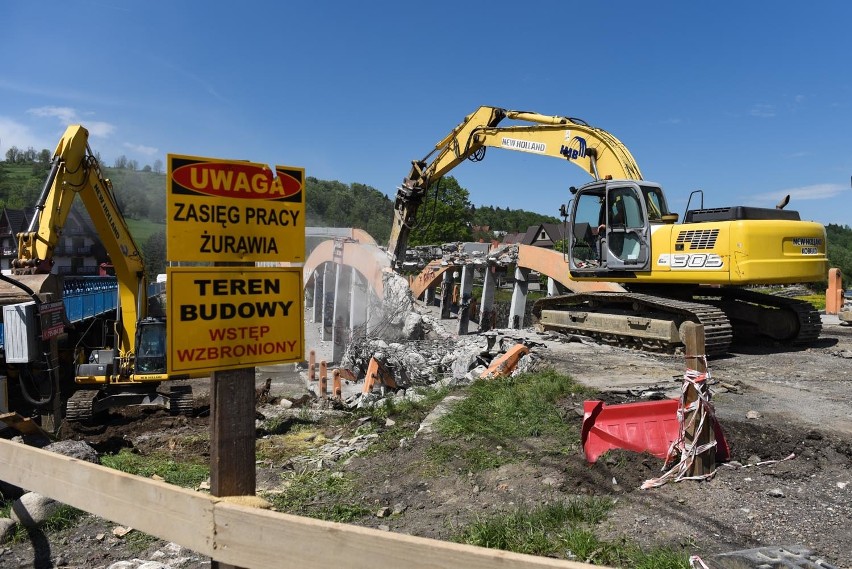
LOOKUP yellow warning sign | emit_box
[167,154,305,263]
[167,266,304,375]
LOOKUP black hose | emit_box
[16,361,54,407]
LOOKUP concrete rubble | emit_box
[299,264,551,410]
[400,242,519,271]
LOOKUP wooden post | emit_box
[209,260,255,569]
[826,267,843,315]
[333,369,342,400]
[682,322,715,476]
[308,350,316,381]
[210,368,255,569]
[318,360,328,399]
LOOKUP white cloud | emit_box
[750,183,849,205]
[86,121,116,138]
[749,104,776,118]
[27,106,79,123]
[26,106,116,138]
[0,116,52,155]
[123,142,158,156]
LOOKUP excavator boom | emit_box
[14,125,147,355]
[388,106,643,267]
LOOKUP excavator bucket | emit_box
[480,343,530,380]
[581,399,730,464]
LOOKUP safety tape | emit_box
[641,360,719,489]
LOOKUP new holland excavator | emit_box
[1,124,192,422]
[388,106,828,355]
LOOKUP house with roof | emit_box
[0,207,107,275]
[504,223,569,250]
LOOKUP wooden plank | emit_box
[0,412,51,437]
[0,438,214,553]
[0,439,605,569]
[212,503,597,569]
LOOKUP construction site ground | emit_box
[2,310,852,568]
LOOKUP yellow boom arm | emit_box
[388,106,644,267]
[14,125,147,356]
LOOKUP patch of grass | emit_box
[463,447,515,471]
[100,449,209,488]
[366,386,450,421]
[455,499,689,568]
[358,387,450,454]
[124,530,161,554]
[415,370,589,473]
[40,505,85,533]
[456,498,612,555]
[438,369,586,441]
[627,546,691,569]
[424,441,459,468]
[264,469,370,523]
[2,504,87,544]
[125,217,166,244]
[363,421,418,454]
[256,428,328,464]
[795,294,826,311]
[424,441,515,474]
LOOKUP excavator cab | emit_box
[569,181,668,275]
[134,318,167,374]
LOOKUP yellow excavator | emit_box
[388,106,827,354]
[4,124,192,421]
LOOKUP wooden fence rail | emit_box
[0,439,603,569]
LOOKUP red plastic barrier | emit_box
[581,399,729,464]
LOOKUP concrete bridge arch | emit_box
[302,229,625,358]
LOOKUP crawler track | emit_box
[706,287,822,344]
[533,288,822,356]
[533,292,733,355]
[65,389,97,422]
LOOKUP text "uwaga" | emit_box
[179,278,294,321]
[172,162,303,200]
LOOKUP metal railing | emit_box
[61,277,165,322]
[0,277,165,348]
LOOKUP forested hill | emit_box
[2,158,851,285]
[0,160,559,245]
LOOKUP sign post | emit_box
[167,155,305,569]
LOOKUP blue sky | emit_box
[2,1,851,227]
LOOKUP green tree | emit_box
[5,146,20,163]
[141,230,166,282]
[408,176,473,246]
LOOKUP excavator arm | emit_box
[14,125,147,357]
[388,106,644,268]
